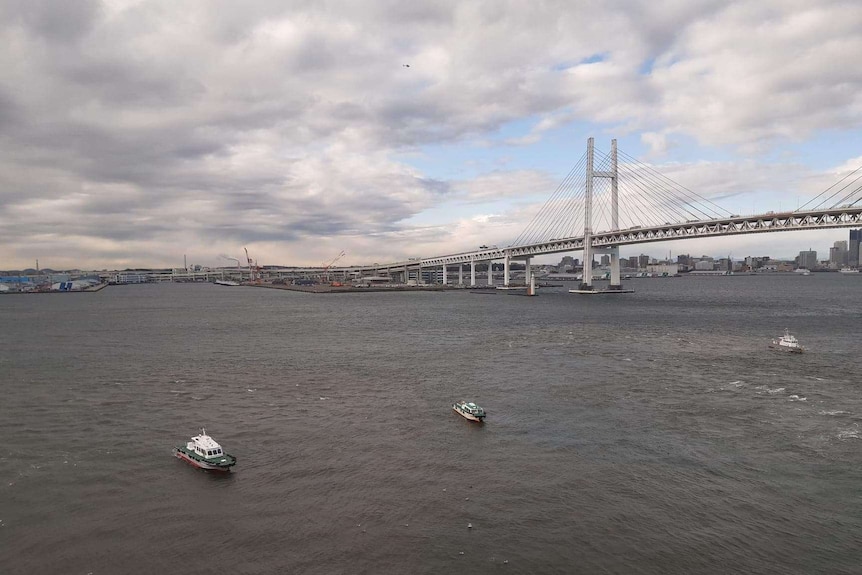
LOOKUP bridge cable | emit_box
[514,154,586,245]
[621,163,718,222]
[511,158,582,245]
[830,179,862,209]
[618,150,732,219]
[512,153,588,245]
[520,161,585,245]
[617,158,722,222]
[796,164,862,211]
[616,159,693,225]
[618,149,732,219]
[806,170,862,210]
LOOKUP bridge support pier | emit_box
[525,256,535,296]
[471,260,476,286]
[609,247,622,290]
[458,264,463,285]
[487,260,493,286]
[504,255,510,287]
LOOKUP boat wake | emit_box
[837,425,860,440]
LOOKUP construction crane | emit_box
[321,250,346,283]
[244,247,262,282]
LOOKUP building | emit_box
[637,254,650,269]
[694,259,714,271]
[849,229,861,268]
[646,263,679,276]
[797,250,817,270]
[600,255,610,266]
[745,256,770,271]
[829,241,848,269]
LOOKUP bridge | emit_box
[327,138,862,293]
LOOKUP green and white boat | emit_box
[175,428,237,472]
[453,401,486,422]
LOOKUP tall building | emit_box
[600,255,610,266]
[850,229,861,267]
[638,254,650,268]
[797,249,817,270]
[829,241,848,268]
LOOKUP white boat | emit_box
[769,329,804,353]
[453,401,485,422]
[839,267,859,274]
[794,268,811,276]
[214,279,241,286]
[175,428,237,471]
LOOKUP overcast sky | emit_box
[1,0,861,270]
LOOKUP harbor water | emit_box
[1,274,861,574]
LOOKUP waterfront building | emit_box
[646,263,679,276]
[797,249,818,270]
[638,254,650,269]
[558,256,575,272]
[829,241,848,269]
[850,229,861,267]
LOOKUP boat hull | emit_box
[175,447,236,471]
[769,344,803,354]
[453,406,484,422]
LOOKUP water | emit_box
[1,275,861,574]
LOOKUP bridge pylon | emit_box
[578,138,622,291]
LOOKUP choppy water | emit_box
[1,274,861,574]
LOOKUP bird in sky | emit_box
[402,64,410,67]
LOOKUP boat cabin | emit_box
[188,429,225,459]
[462,402,484,415]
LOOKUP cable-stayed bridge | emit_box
[334,138,862,293]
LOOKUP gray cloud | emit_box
[1,0,860,269]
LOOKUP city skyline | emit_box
[4,227,860,275]
[2,1,862,270]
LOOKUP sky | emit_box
[1,0,862,270]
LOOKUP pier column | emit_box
[458,264,464,285]
[610,248,621,289]
[487,260,493,286]
[579,137,595,291]
[504,254,510,286]
[525,257,535,296]
[471,259,476,286]
[442,264,447,286]
[609,139,622,290]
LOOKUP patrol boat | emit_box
[769,329,804,354]
[175,428,237,471]
[453,401,486,422]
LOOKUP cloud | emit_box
[0,1,861,269]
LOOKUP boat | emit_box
[453,401,485,422]
[794,268,811,276]
[214,279,241,286]
[769,329,804,353]
[839,267,859,274]
[175,428,237,471]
